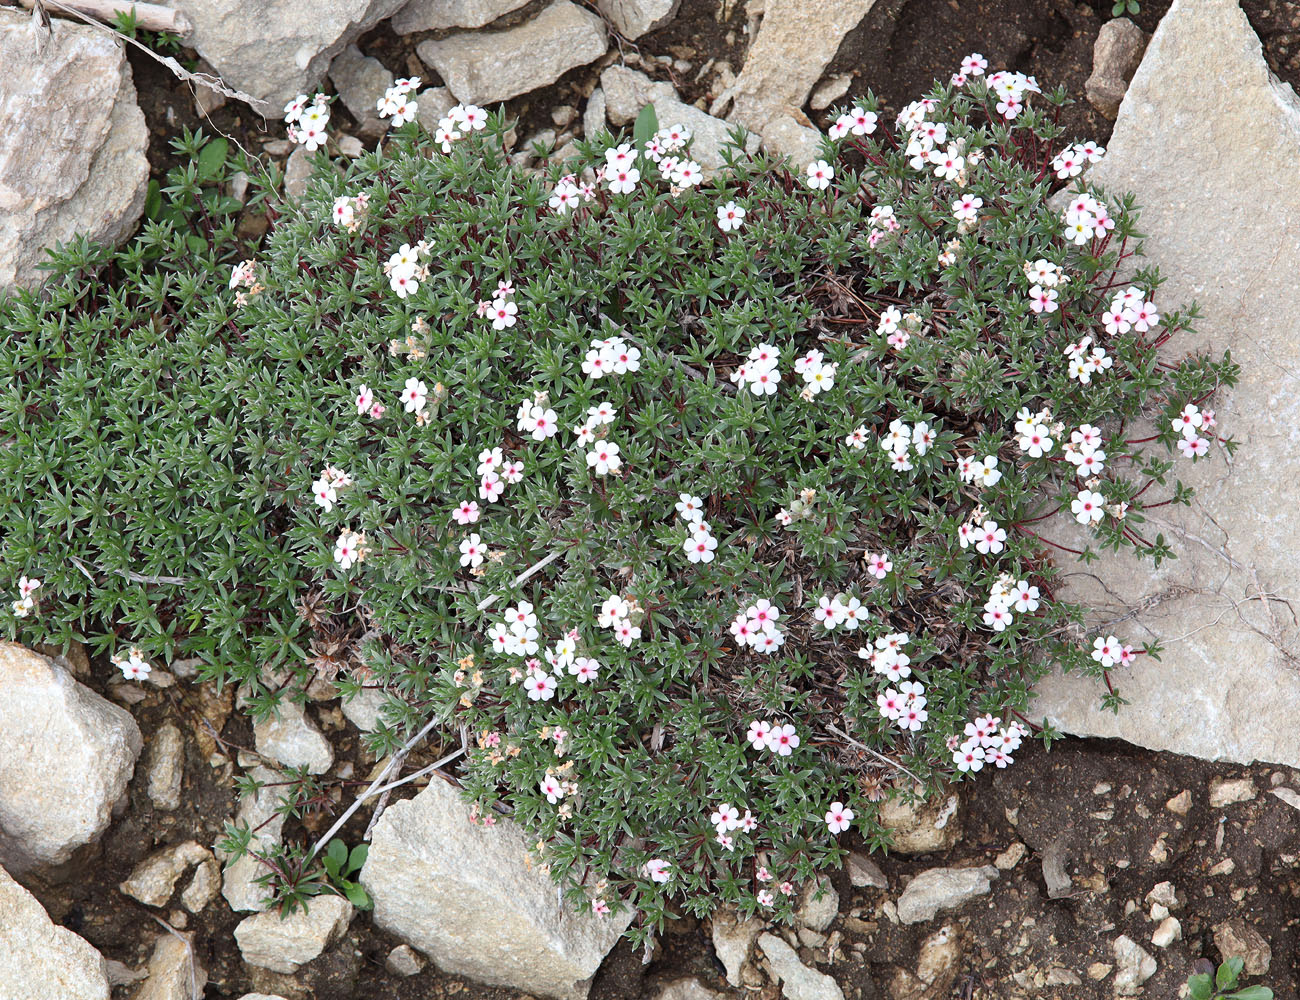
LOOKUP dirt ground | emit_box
[35,2,1300,998]
[21,668,1299,1000]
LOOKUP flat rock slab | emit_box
[0,864,109,1000]
[1030,0,1300,769]
[362,778,631,1000]
[186,0,407,109]
[0,643,142,873]
[392,0,530,33]
[417,0,607,106]
[0,10,148,290]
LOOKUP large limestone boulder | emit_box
[1031,0,1300,768]
[724,0,876,167]
[185,0,408,110]
[0,644,142,873]
[0,10,148,290]
[0,864,110,1000]
[416,0,607,106]
[362,779,632,1000]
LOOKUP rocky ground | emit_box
[2,1,1300,999]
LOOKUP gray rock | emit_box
[392,0,530,33]
[723,0,875,166]
[182,858,221,915]
[147,723,186,812]
[655,978,726,1000]
[1112,935,1156,995]
[283,145,317,202]
[186,0,407,109]
[728,0,874,123]
[120,841,211,908]
[1210,776,1256,807]
[254,698,333,774]
[329,45,393,138]
[757,932,844,1000]
[896,866,998,924]
[385,943,426,976]
[134,933,206,1000]
[596,0,681,39]
[234,896,353,974]
[340,686,389,733]
[796,876,838,932]
[710,910,762,988]
[583,88,608,139]
[878,791,961,854]
[598,67,757,174]
[846,851,887,889]
[221,767,287,913]
[237,995,290,1000]
[810,72,854,111]
[0,644,142,873]
[601,66,678,125]
[362,779,631,1000]
[1030,0,1300,773]
[414,87,458,135]
[416,1,607,106]
[755,114,824,170]
[1086,17,1147,119]
[1151,915,1181,948]
[1214,918,1271,975]
[0,11,148,291]
[0,864,109,999]
[336,135,365,158]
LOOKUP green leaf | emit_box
[1219,959,1244,990]
[1228,987,1274,1000]
[1187,974,1213,1000]
[347,843,368,874]
[342,882,372,910]
[196,138,228,182]
[632,103,659,156]
[144,181,163,220]
[326,839,347,867]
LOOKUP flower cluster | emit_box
[384,240,433,299]
[11,575,40,618]
[283,92,331,151]
[729,343,782,396]
[951,715,1026,771]
[858,631,912,682]
[597,593,641,647]
[110,645,152,681]
[581,335,641,380]
[331,191,370,233]
[1172,402,1216,459]
[875,680,928,732]
[1051,140,1106,179]
[728,599,786,654]
[1061,190,1116,246]
[431,102,488,152]
[746,719,801,756]
[376,76,421,128]
[311,466,352,513]
[982,573,1040,632]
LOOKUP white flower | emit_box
[716,201,746,232]
[805,159,834,190]
[585,440,622,475]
